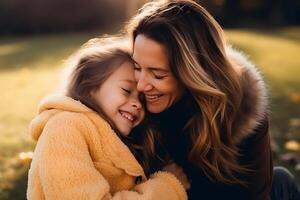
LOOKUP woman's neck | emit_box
[149,91,197,130]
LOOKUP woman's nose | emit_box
[136,72,153,92]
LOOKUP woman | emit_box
[126,0,273,199]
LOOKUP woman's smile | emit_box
[145,94,163,102]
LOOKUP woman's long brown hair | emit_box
[65,36,158,176]
[127,0,249,184]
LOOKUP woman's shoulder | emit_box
[226,46,269,144]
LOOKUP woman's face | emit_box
[91,61,145,136]
[132,34,185,113]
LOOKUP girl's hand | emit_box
[163,162,191,190]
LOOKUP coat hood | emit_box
[226,46,269,144]
[29,95,94,141]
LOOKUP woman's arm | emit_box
[239,115,273,200]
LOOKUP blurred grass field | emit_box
[0,27,300,199]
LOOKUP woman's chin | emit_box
[146,104,166,114]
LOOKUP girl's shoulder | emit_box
[30,94,112,141]
[44,108,113,141]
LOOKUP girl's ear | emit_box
[89,88,97,100]
[89,90,94,97]
[89,85,102,101]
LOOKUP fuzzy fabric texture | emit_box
[27,95,187,200]
[226,46,269,144]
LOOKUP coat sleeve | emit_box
[30,112,187,200]
[239,115,273,200]
[112,171,187,200]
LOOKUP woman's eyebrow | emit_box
[132,60,169,72]
[149,67,169,72]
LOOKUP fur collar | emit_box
[226,46,269,144]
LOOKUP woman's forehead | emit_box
[133,34,169,70]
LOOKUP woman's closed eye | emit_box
[153,72,167,80]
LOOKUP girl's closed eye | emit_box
[133,63,141,71]
[121,88,131,94]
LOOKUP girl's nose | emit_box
[131,98,142,110]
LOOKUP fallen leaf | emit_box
[289,118,300,127]
[279,152,298,164]
[18,151,33,164]
[295,163,300,172]
[290,92,300,103]
[285,140,300,151]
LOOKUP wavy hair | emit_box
[127,0,249,184]
[65,36,158,175]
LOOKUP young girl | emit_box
[27,37,188,200]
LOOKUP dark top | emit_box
[149,93,273,200]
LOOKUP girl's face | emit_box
[132,34,185,113]
[91,62,145,136]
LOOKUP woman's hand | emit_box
[163,162,191,190]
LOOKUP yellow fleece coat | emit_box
[27,95,187,200]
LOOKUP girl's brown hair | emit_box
[65,36,157,175]
[127,0,248,184]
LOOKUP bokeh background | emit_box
[0,0,299,199]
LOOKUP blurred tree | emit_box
[0,0,147,35]
[198,0,300,27]
[0,0,299,35]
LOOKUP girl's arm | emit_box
[28,112,187,200]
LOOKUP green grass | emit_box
[227,27,300,140]
[227,27,300,95]
[0,32,98,199]
[1,27,300,199]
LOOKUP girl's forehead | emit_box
[109,62,136,81]
[118,79,137,85]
